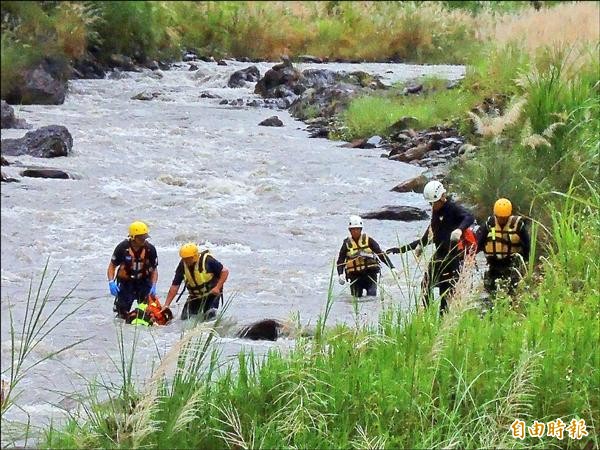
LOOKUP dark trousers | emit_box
[113,279,151,319]
[484,258,524,295]
[421,253,462,315]
[349,272,379,298]
[181,292,222,320]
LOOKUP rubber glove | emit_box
[415,244,424,258]
[149,284,157,296]
[386,247,400,254]
[390,268,400,278]
[450,229,462,242]
[338,274,346,285]
[109,280,120,296]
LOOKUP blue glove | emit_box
[149,284,157,296]
[109,280,120,296]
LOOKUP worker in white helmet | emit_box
[337,215,398,297]
[386,180,474,315]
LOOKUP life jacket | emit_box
[483,215,523,260]
[183,250,215,298]
[345,233,380,276]
[126,294,173,326]
[117,242,152,281]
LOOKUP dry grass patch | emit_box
[484,2,600,53]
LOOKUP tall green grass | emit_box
[449,44,599,227]
[40,197,600,448]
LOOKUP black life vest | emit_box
[345,233,380,275]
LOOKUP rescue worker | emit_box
[107,221,158,319]
[336,215,398,297]
[477,198,530,295]
[386,180,474,315]
[163,242,229,320]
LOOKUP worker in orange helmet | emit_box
[477,198,530,295]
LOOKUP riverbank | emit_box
[1,1,580,103]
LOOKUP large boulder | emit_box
[254,58,302,97]
[228,66,261,88]
[362,206,428,221]
[71,52,106,79]
[290,82,362,120]
[4,58,70,105]
[391,174,429,193]
[289,71,386,122]
[1,125,73,158]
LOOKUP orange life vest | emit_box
[126,294,173,326]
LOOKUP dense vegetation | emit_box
[1,1,598,449]
[0,0,565,98]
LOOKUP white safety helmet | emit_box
[348,215,363,229]
[423,180,446,203]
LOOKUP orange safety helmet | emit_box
[493,198,512,217]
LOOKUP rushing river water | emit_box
[0,60,464,433]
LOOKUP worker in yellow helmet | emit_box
[163,242,229,320]
[107,221,159,319]
[477,198,530,295]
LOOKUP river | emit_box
[0,59,464,435]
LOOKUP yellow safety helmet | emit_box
[493,198,512,218]
[179,242,199,260]
[128,221,149,238]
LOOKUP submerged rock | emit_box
[20,168,71,179]
[236,319,282,341]
[362,206,428,221]
[131,91,160,101]
[259,116,284,127]
[1,171,19,183]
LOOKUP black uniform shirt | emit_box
[405,199,475,257]
[111,239,158,271]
